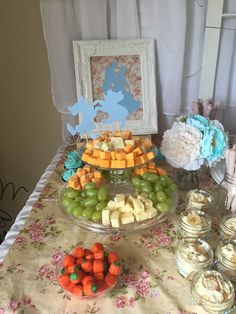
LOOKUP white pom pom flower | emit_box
[160,122,203,170]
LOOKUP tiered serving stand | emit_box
[59,143,179,234]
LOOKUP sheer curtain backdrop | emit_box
[39,0,236,138]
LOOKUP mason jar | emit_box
[179,209,211,239]
[176,238,213,278]
[220,213,236,241]
[217,172,236,218]
[215,240,236,284]
[190,270,235,314]
[186,189,215,213]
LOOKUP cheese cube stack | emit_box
[67,165,103,190]
[102,193,158,227]
[81,130,155,169]
[134,162,167,176]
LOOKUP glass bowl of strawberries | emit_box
[56,242,121,299]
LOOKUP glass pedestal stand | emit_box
[104,169,134,196]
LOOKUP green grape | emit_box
[169,183,177,192]
[149,192,158,205]
[72,207,84,218]
[91,211,102,223]
[75,196,83,203]
[163,188,172,198]
[156,191,167,202]
[83,197,98,208]
[166,198,172,205]
[96,201,107,211]
[141,172,150,180]
[67,200,81,212]
[64,188,79,199]
[154,183,162,193]
[61,197,73,208]
[97,187,108,202]
[131,177,142,187]
[86,188,98,197]
[156,202,171,212]
[146,173,159,183]
[134,186,142,193]
[84,182,96,190]
[82,207,94,219]
[142,185,153,194]
[81,190,87,198]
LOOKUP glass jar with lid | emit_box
[185,189,215,213]
[215,240,236,283]
[217,172,236,218]
[176,238,213,278]
[191,270,235,314]
[179,209,212,239]
[220,213,236,241]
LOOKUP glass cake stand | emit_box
[58,184,179,235]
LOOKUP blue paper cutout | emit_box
[67,89,128,138]
[102,61,140,113]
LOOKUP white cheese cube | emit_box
[139,193,148,199]
[137,195,146,203]
[110,211,120,228]
[121,213,135,224]
[120,202,133,213]
[133,199,145,213]
[126,194,136,205]
[102,209,110,226]
[101,142,112,152]
[133,211,149,221]
[110,137,124,149]
[124,140,135,147]
[144,199,153,208]
[146,207,158,218]
[107,200,119,209]
[114,194,125,207]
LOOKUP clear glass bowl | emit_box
[185,189,215,213]
[55,244,120,300]
[58,184,179,234]
[220,213,236,241]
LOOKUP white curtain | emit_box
[39,0,236,138]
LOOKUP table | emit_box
[0,145,220,314]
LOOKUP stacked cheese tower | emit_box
[82,130,155,169]
[67,165,103,190]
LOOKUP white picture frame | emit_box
[73,39,158,135]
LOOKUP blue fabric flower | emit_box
[186,115,209,132]
[62,169,77,181]
[64,159,83,169]
[200,125,227,162]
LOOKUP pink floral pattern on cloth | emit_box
[0,146,220,313]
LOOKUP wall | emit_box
[0,0,61,239]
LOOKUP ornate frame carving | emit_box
[73,39,158,134]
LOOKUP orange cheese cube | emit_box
[82,153,90,162]
[99,159,110,168]
[86,142,94,150]
[111,151,116,160]
[91,178,102,187]
[126,152,137,160]
[132,147,143,156]
[70,174,78,182]
[100,152,111,160]
[143,138,153,149]
[123,144,133,154]
[156,167,167,176]
[111,160,119,168]
[115,151,126,160]
[127,159,135,168]
[140,154,149,164]
[133,136,141,145]
[147,151,155,160]
[93,149,100,158]
[139,168,147,175]
[147,162,156,169]
[134,156,142,166]
[83,165,92,172]
[116,160,126,168]
[94,171,102,179]
[88,157,97,165]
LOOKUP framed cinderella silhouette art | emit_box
[73,39,158,135]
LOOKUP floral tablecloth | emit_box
[0,146,220,314]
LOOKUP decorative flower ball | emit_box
[160,115,228,171]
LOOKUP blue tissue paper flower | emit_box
[200,125,227,162]
[186,115,209,132]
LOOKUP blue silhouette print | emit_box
[94,89,128,129]
[102,61,140,113]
